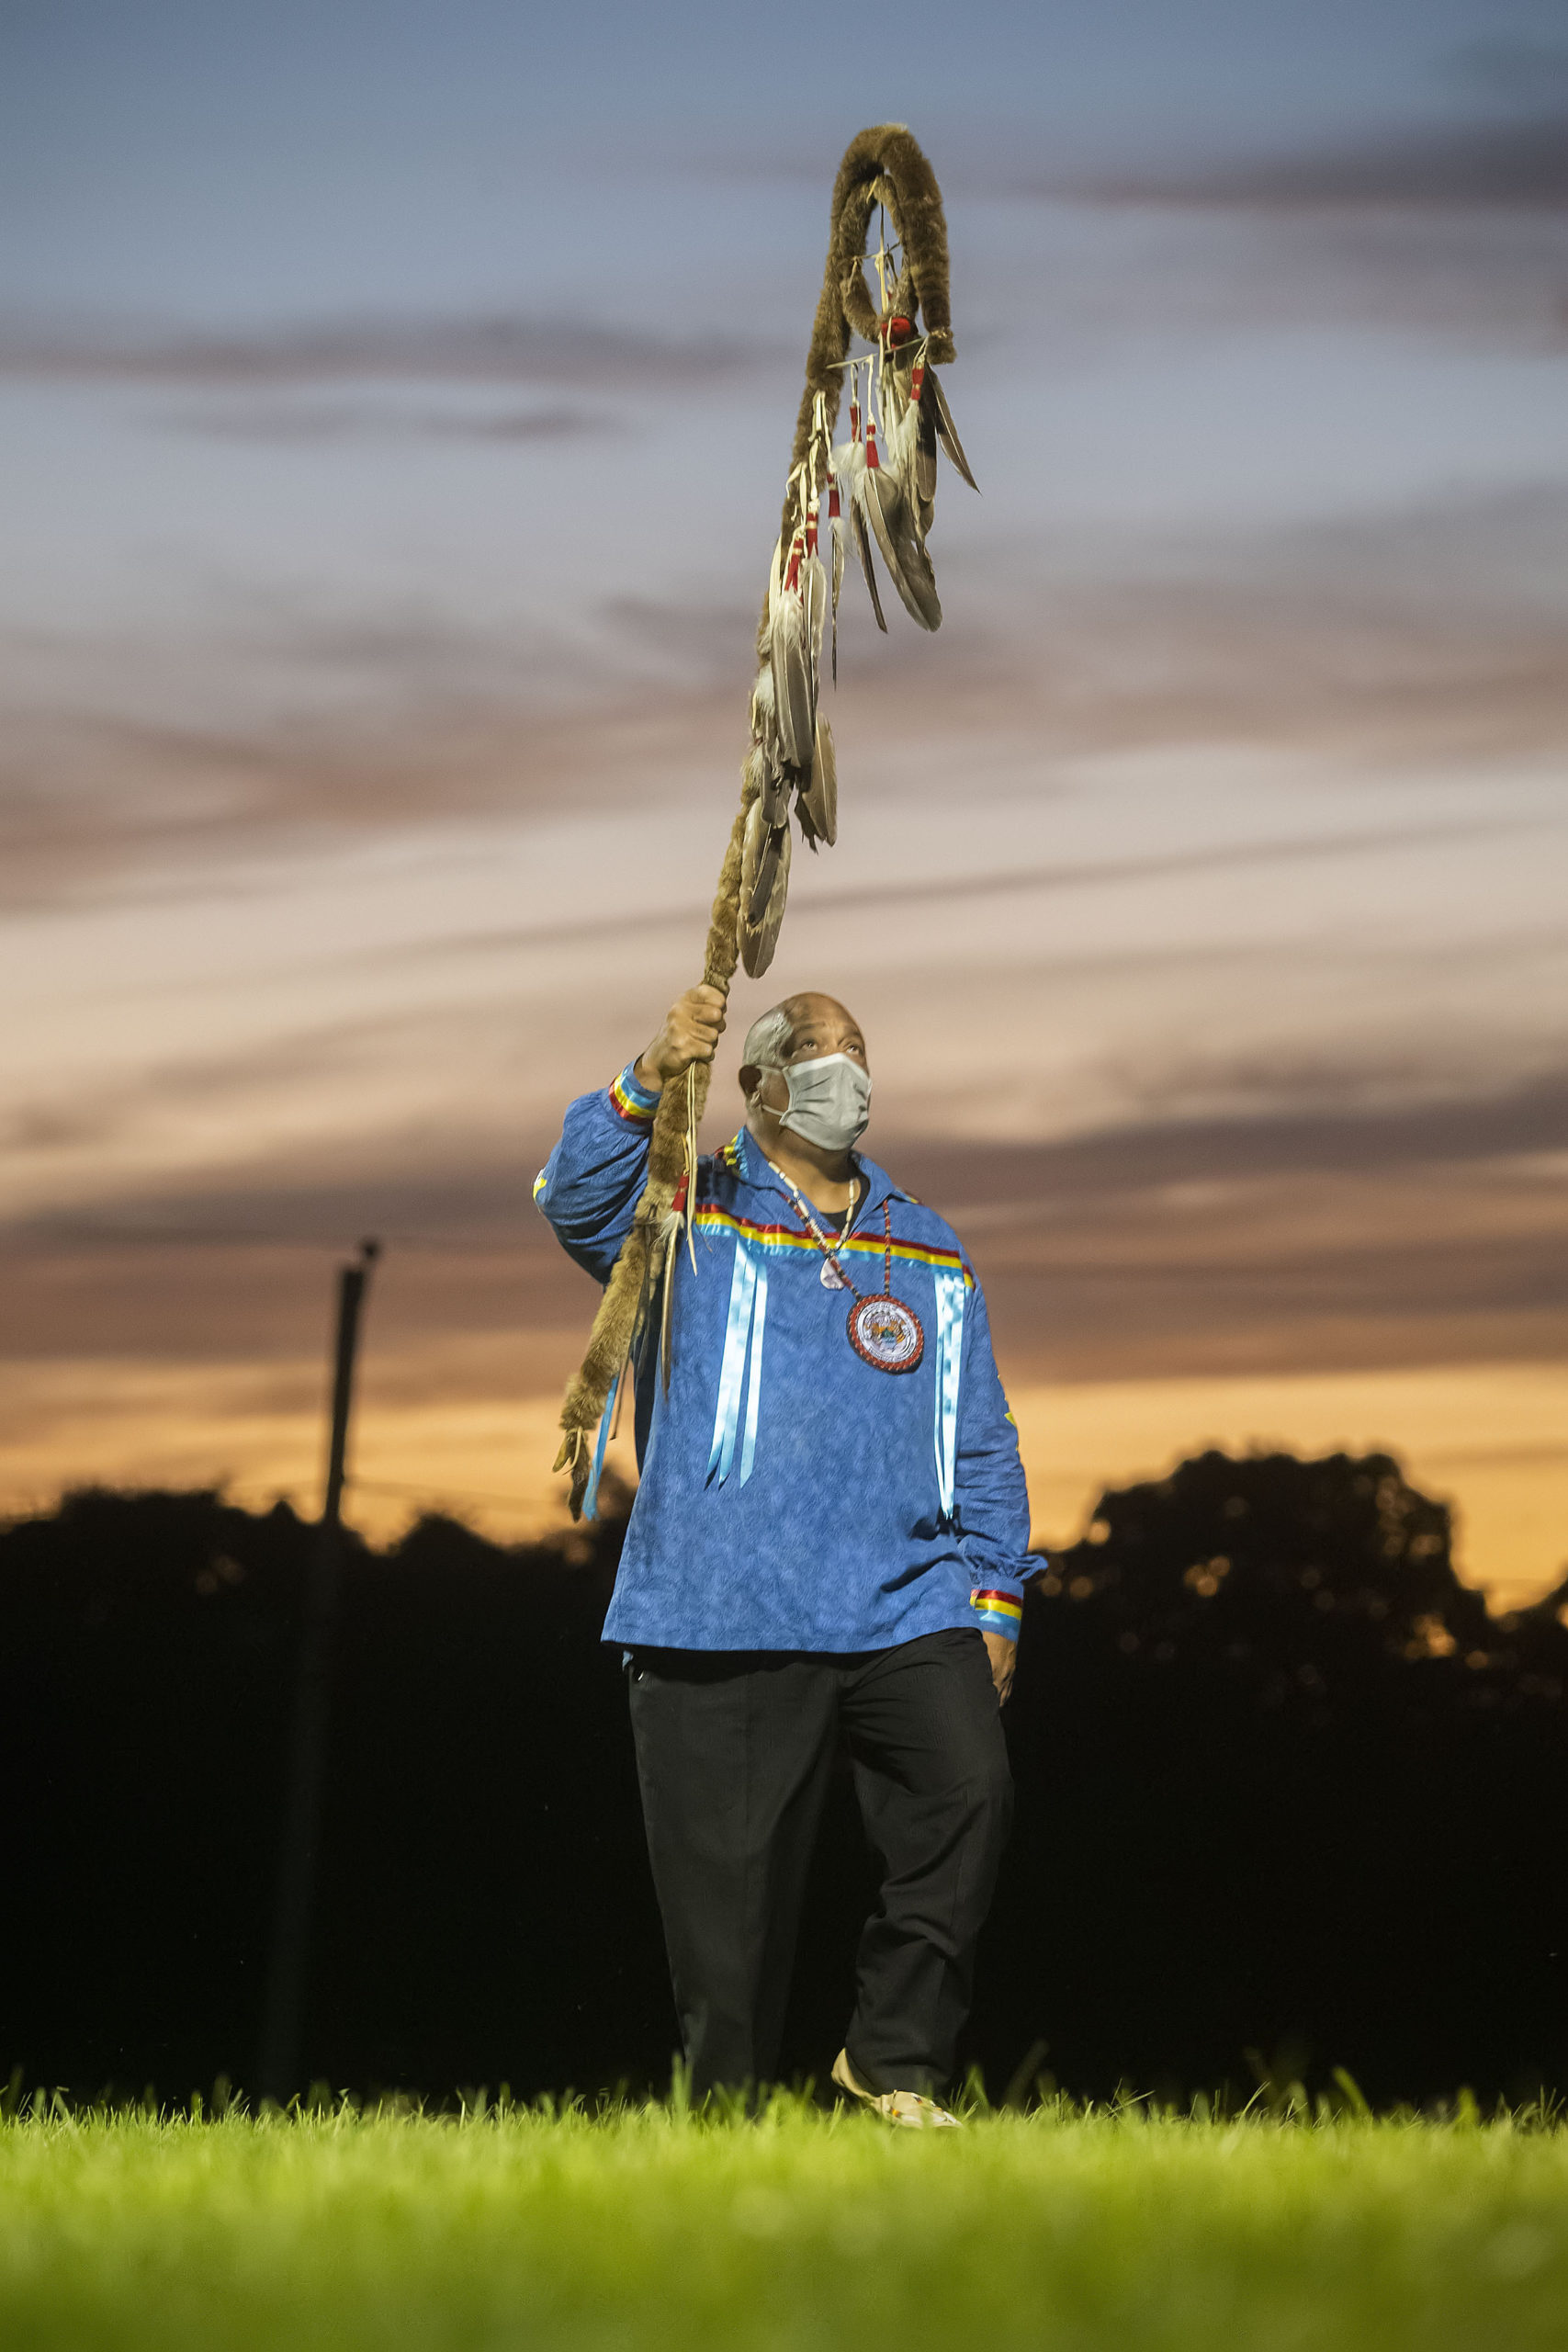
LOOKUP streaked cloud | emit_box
[6,1038,1566,1437]
[325,810,1534,978]
[1076,112,1568,212]
[0,312,784,387]
[159,398,621,444]
[4,484,1563,911]
[972,113,1568,358]
[1441,37,1568,107]
[5,781,1562,1218]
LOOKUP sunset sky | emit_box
[5,0,1566,1603]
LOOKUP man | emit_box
[534,984,1037,2124]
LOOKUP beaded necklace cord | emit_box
[767,1163,886,1297]
[766,1166,926,1374]
[764,1157,925,1373]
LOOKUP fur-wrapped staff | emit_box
[553,121,977,1519]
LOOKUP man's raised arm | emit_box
[532,985,726,1283]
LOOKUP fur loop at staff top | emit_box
[778,123,956,560]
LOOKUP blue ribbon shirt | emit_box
[534,1066,1040,1652]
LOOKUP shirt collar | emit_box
[728,1127,907,1222]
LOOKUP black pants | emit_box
[626,1626,1012,2098]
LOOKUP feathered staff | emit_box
[554,122,976,1517]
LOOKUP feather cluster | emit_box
[739,137,977,976]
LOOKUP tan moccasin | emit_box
[831,2047,963,2128]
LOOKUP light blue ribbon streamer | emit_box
[706,1241,759,1485]
[932,1271,966,1520]
[739,1255,768,1484]
[583,1365,618,1521]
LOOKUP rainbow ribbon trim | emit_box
[690,1204,973,1283]
[971,1588,1024,1641]
[608,1064,660,1125]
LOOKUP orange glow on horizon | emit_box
[3,1351,1562,1614]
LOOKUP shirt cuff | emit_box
[607,1063,660,1125]
[970,1587,1024,1643]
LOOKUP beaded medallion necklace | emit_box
[768,1160,925,1374]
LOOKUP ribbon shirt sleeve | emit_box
[533,1064,660,1284]
[951,1272,1040,1643]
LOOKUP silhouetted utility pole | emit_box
[259,1238,380,2101]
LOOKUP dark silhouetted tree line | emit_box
[5,1452,1566,2107]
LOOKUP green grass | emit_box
[3,2091,1567,2350]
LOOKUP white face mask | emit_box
[769,1052,873,1153]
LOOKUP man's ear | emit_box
[738,1064,760,1102]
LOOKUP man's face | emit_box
[746,993,868,1117]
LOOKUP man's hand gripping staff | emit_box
[634,988,728,1100]
[553,124,979,1517]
